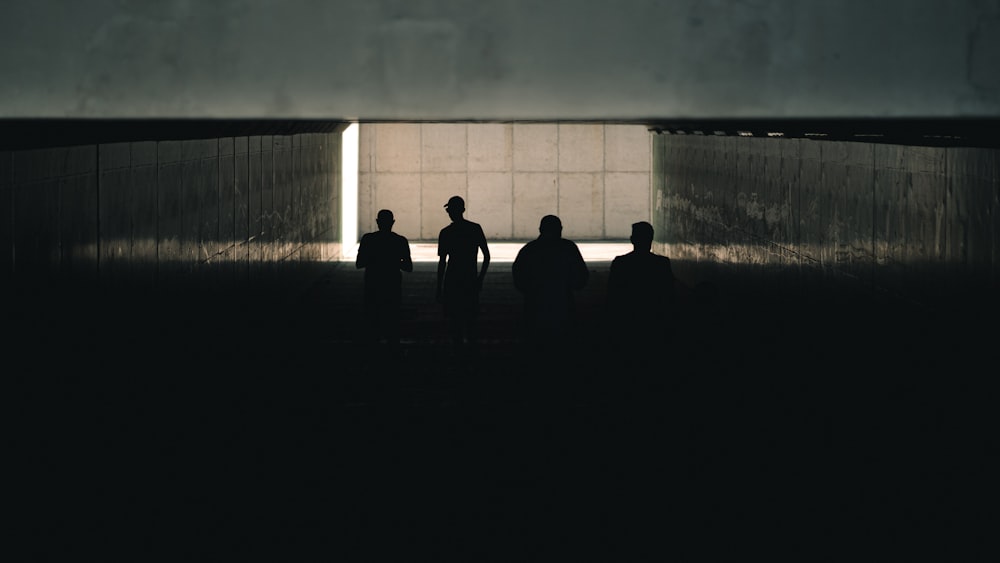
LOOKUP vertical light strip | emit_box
[341,122,359,259]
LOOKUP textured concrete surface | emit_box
[358,123,651,240]
[2,1,998,120]
[0,131,341,292]
[653,133,999,313]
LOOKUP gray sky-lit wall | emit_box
[1,1,998,121]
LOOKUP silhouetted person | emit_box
[436,195,490,356]
[512,215,589,359]
[356,209,413,355]
[606,221,676,370]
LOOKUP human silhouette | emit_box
[511,215,589,358]
[356,209,413,355]
[436,195,490,356]
[605,221,676,370]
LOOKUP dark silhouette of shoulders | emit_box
[358,231,410,269]
[513,236,588,294]
[608,249,676,320]
[610,250,674,283]
[439,220,487,264]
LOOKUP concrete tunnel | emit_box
[3,1,999,559]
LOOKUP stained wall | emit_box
[652,133,999,326]
[0,128,343,309]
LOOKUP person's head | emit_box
[444,195,465,220]
[375,209,394,231]
[538,215,562,239]
[630,221,654,250]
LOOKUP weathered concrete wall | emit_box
[2,1,998,121]
[0,131,342,303]
[652,133,999,318]
[358,122,650,241]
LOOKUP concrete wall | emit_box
[2,1,998,121]
[358,122,651,241]
[652,133,999,317]
[0,130,342,306]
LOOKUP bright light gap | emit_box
[340,123,359,259]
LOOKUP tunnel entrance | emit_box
[347,122,652,241]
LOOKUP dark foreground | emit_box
[8,261,996,560]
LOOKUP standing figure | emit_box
[356,209,413,353]
[436,196,490,355]
[511,214,590,355]
[606,220,676,366]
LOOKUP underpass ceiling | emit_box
[1,1,998,122]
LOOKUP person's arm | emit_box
[436,256,446,302]
[355,235,367,269]
[436,231,446,302]
[571,243,589,290]
[477,228,490,290]
[606,258,619,308]
[511,248,524,294]
[400,238,413,272]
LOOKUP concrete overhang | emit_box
[0,1,998,122]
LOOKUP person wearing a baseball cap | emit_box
[436,195,491,357]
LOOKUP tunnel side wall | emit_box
[0,129,342,311]
[652,133,999,329]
